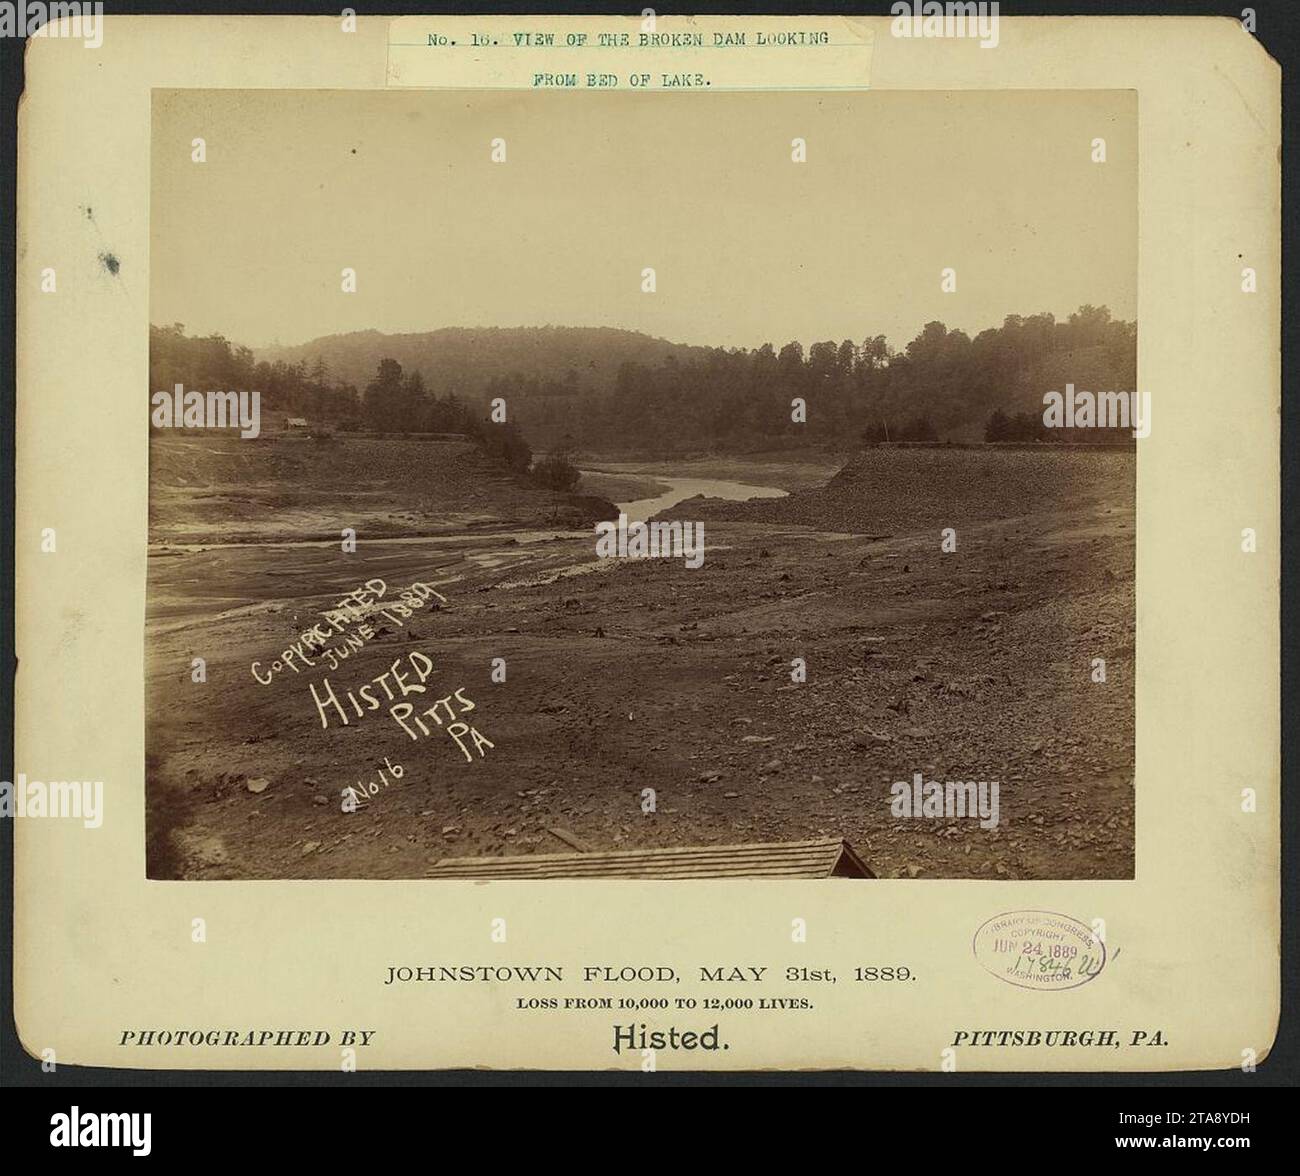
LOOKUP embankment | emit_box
[149,433,617,544]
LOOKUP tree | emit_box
[398,369,429,429]
[985,408,1011,441]
[477,419,531,472]
[363,358,404,430]
[532,444,582,492]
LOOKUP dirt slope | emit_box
[149,433,615,544]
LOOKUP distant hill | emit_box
[164,306,1134,456]
[257,326,708,403]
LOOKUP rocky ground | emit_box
[149,432,614,544]
[146,445,1133,881]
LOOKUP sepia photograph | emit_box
[144,87,1138,881]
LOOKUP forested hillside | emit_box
[151,306,1135,454]
[257,326,707,407]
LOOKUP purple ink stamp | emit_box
[973,910,1106,991]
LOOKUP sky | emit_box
[151,88,1136,353]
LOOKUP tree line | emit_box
[151,305,1136,459]
[506,305,1135,454]
[150,323,362,423]
[149,323,533,472]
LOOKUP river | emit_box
[596,473,788,523]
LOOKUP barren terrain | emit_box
[146,443,1134,881]
[149,433,613,545]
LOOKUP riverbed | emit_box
[585,470,788,523]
